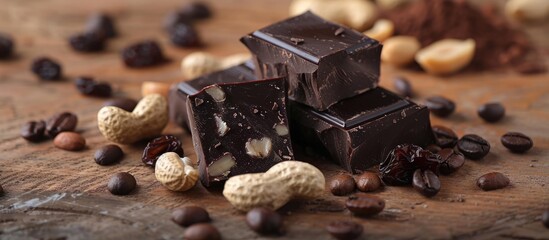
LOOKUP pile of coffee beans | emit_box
[21,112,79,145]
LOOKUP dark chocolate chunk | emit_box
[290,87,435,172]
[187,78,294,187]
[241,11,381,110]
[169,62,256,130]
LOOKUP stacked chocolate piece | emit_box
[169,12,435,186]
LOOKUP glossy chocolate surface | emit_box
[187,78,293,187]
[290,87,436,172]
[241,11,382,110]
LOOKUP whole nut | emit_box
[505,0,549,22]
[155,152,198,192]
[97,94,168,144]
[363,19,394,42]
[141,81,171,98]
[223,161,325,211]
[289,0,378,31]
[381,36,421,67]
[181,52,250,79]
[53,132,86,151]
[415,38,476,75]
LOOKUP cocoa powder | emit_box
[384,0,546,73]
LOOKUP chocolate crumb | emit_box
[290,37,304,45]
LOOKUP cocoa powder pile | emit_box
[384,0,546,73]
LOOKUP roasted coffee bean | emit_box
[69,32,105,52]
[45,112,78,138]
[379,144,442,185]
[103,98,138,112]
[94,144,124,165]
[121,40,165,68]
[183,223,221,240]
[425,96,455,117]
[180,2,212,20]
[326,220,363,240]
[432,125,458,148]
[457,134,490,160]
[329,174,356,196]
[501,132,533,153]
[142,135,184,167]
[393,76,413,98]
[75,77,112,97]
[345,193,385,216]
[54,132,86,151]
[246,207,284,235]
[426,144,442,153]
[107,172,136,195]
[85,13,117,38]
[478,102,505,123]
[21,120,46,142]
[31,57,62,80]
[355,172,382,192]
[0,33,14,59]
[542,210,549,228]
[171,206,211,227]
[438,148,465,175]
[169,23,201,48]
[412,169,441,197]
[477,172,510,191]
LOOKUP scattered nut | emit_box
[181,52,250,79]
[204,85,226,102]
[215,115,229,136]
[381,36,421,67]
[209,154,237,177]
[155,152,198,192]
[289,0,378,31]
[97,94,169,144]
[415,38,476,75]
[363,19,394,42]
[53,132,86,151]
[223,161,325,211]
[245,137,273,158]
[376,0,414,10]
[274,124,289,136]
[505,0,549,22]
[141,81,171,98]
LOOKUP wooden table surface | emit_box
[1,0,548,239]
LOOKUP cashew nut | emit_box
[155,152,198,192]
[181,52,250,79]
[364,19,394,42]
[223,161,325,211]
[289,0,378,31]
[415,38,476,75]
[97,94,169,144]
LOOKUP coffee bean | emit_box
[326,220,363,240]
[345,193,385,216]
[393,76,413,98]
[478,102,505,123]
[45,112,78,138]
[75,77,112,97]
[31,57,62,80]
[85,13,117,39]
[246,207,284,235]
[103,98,138,112]
[477,172,510,191]
[329,174,356,196]
[0,33,14,59]
[69,32,105,52]
[425,96,455,117]
[171,206,211,227]
[432,125,458,148]
[438,148,465,175]
[501,132,533,153]
[94,144,123,165]
[355,172,382,192]
[121,40,165,68]
[457,134,490,160]
[107,172,136,195]
[21,120,46,142]
[183,223,221,240]
[412,169,441,197]
[54,132,86,151]
[542,210,549,228]
[426,144,442,153]
[180,2,212,20]
[169,23,201,48]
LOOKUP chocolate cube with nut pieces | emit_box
[186,77,294,187]
[241,11,382,110]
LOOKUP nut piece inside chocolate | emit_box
[274,124,289,136]
[205,85,226,102]
[209,153,236,177]
[245,137,272,158]
[215,115,229,136]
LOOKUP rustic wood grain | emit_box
[0,0,548,239]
